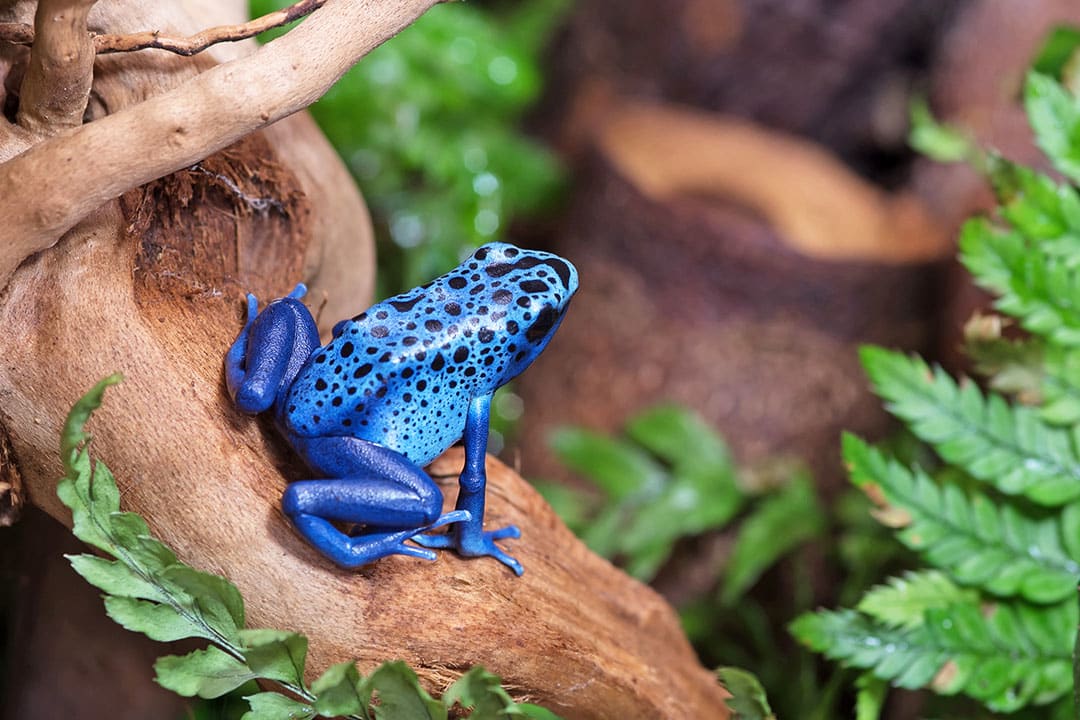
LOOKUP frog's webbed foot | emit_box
[290,509,471,567]
[413,523,523,576]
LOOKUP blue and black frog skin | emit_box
[225,242,578,575]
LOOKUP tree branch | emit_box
[16,0,98,136]
[0,0,327,57]
[0,0,438,287]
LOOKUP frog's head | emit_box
[468,242,578,384]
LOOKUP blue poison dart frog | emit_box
[225,242,578,575]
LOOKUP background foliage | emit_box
[251,0,567,295]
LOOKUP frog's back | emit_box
[283,243,577,466]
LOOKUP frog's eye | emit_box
[525,305,560,343]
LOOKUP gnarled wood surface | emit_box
[0,1,728,717]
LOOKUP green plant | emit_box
[250,0,567,294]
[541,404,824,591]
[60,375,560,720]
[792,65,1080,718]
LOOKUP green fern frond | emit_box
[960,219,1080,346]
[855,571,979,629]
[843,434,1080,603]
[790,597,1075,713]
[985,155,1080,250]
[1042,345,1080,424]
[1026,72,1080,185]
[859,346,1080,505]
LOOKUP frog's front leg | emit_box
[413,394,523,575]
[282,435,470,568]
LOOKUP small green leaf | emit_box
[311,661,365,718]
[239,629,308,686]
[60,373,123,472]
[717,667,776,720]
[549,428,664,500]
[104,596,209,642]
[1032,26,1080,80]
[722,473,824,605]
[856,571,979,629]
[163,565,246,641]
[855,672,887,720]
[155,646,257,699]
[443,666,515,718]
[514,704,565,720]
[241,692,316,720]
[909,98,975,163]
[624,403,731,470]
[358,661,446,720]
[1026,72,1080,185]
[66,554,167,602]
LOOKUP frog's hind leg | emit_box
[282,435,469,568]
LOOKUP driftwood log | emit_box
[0,1,728,718]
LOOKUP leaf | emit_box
[549,427,664,500]
[443,666,516,719]
[241,692,316,720]
[721,473,824,605]
[856,571,979,629]
[623,403,731,470]
[716,667,776,720]
[1026,72,1080,184]
[1032,26,1080,80]
[162,566,245,640]
[357,662,446,720]
[963,316,1045,402]
[908,98,975,163]
[854,672,887,720]
[239,629,309,686]
[791,598,1075,712]
[860,346,1080,505]
[843,434,1080,603]
[104,596,212,642]
[155,646,257,699]
[66,554,167,602]
[60,373,123,473]
[514,705,565,720]
[311,661,365,718]
[960,219,1080,349]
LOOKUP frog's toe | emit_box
[411,531,453,549]
[244,293,259,324]
[489,524,521,541]
[486,544,523,576]
[431,509,471,528]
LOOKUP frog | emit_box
[225,242,578,575]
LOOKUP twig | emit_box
[16,0,98,136]
[0,0,326,57]
[0,0,439,286]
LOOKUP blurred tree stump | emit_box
[517,102,952,494]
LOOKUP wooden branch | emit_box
[16,0,98,136]
[0,0,438,288]
[0,0,326,56]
